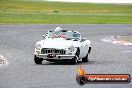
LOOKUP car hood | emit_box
[37,38,81,49]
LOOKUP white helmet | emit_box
[55,27,62,32]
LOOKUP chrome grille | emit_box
[41,48,66,55]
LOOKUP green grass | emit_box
[0,0,132,24]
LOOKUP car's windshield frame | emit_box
[46,31,80,41]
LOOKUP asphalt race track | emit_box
[0,24,132,88]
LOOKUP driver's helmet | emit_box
[55,27,62,32]
[53,27,61,38]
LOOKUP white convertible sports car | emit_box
[34,27,91,64]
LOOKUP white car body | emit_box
[34,27,91,64]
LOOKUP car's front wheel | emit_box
[70,55,78,65]
[34,55,43,64]
[70,48,80,65]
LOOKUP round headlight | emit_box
[35,44,41,50]
[68,46,75,52]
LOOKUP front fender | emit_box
[84,40,91,47]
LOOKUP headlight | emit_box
[68,46,75,52]
[35,44,41,50]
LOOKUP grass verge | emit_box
[0,0,132,24]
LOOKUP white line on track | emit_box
[101,36,132,46]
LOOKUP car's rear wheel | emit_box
[88,47,91,54]
[34,55,43,64]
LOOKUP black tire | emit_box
[70,48,80,65]
[34,55,43,64]
[88,47,91,54]
[82,54,89,62]
[70,56,78,65]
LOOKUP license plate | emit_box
[47,54,56,58]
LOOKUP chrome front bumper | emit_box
[34,53,75,60]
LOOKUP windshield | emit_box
[46,31,80,40]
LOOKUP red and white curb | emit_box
[0,55,8,67]
[101,36,132,46]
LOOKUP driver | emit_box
[52,27,65,38]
